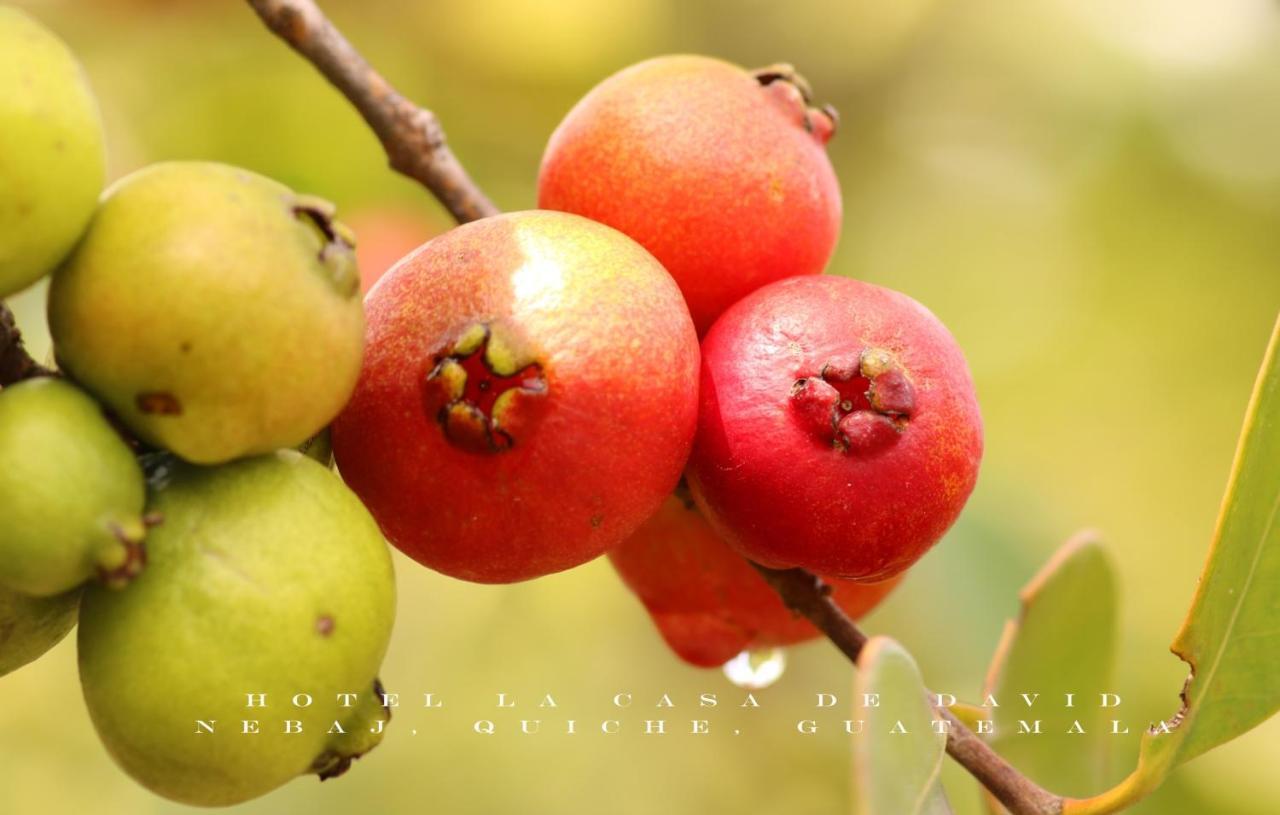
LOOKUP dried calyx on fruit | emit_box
[751,62,839,143]
[790,347,916,455]
[422,321,549,454]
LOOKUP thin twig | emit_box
[0,303,55,385]
[246,0,498,224]
[752,564,1065,815]
[245,4,1068,812]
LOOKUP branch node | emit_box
[246,0,498,224]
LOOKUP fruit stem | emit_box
[751,563,1066,815]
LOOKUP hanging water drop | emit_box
[722,646,786,689]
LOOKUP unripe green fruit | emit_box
[0,378,148,597]
[48,161,364,464]
[78,451,396,807]
[0,8,105,297]
[0,585,79,678]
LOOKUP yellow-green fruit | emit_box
[0,378,148,597]
[48,162,364,464]
[0,8,105,297]
[0,585,79,677]
[78,451,396,807]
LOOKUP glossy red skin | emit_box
[332,211,700,583]
[609,493,901,667]
[537,55,841,335]
[687,275,983,581]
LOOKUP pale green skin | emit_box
[78,451,396,807]
[48,161,364,464]
[0,584,79,678]
[0,8,105,297]
[0,378,146,596]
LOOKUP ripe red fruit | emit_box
[687,275,983,582]
[609,489,901,667]
[538,55,841,335]
[331,211,700,583]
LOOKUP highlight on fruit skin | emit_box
[0,378,150,597]
[538,54,842,335]
[609,489,901,667]
[0,6,106,299]
[77,451,396,807]
[687,275,984,582]
[47,161,364,465]
[332,210,700,584]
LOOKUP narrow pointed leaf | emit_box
[852,637,953,815]
[1067,314,1280,813]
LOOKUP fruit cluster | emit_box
[334,55,981,665]
[1,10,983,808]
[1,9,392,806]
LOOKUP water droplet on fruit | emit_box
[722,647,786,689]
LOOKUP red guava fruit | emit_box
[609,488,902,667]
[537,55,841,335]
[687,275,983,581]
[331,211,700,583]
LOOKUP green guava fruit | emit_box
[48,161,364,464]
[78,450,396,807]
[0,584,79,678]
[0,378,149,596]
[0,7,105,297]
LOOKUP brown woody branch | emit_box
[753,565,1064,815]
[245,3,1068,814]
[246,0,498,224]
[0,303,55,386]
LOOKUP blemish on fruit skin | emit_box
[590,514,604,528]
[316,615,335,637]
[136,391,182,416]
[422,321,549,455]
[790,346,916,455]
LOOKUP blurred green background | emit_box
[3,0,1280,813]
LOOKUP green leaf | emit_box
[1067,314,1280,814]
[852,637,953,815]
[980,532,1118,814]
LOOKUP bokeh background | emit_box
[3,0,1280,813]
